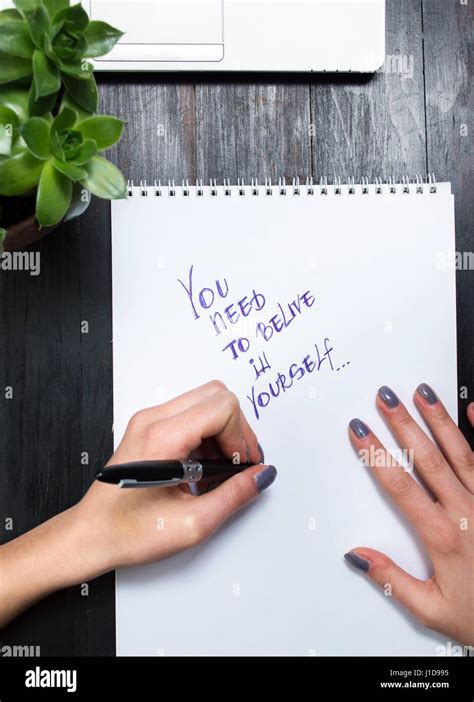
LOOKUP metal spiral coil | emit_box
[126,175,438,198]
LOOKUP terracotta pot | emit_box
[3,215,60,252]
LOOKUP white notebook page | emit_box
[112,183,456,655]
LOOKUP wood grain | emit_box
[422,0,474,443]
[310,0,427,179]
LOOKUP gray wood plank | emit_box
[310,0,427,180]
[196,83,312,182]
[98,79,197,183]
[0,218,87,654]
[422,0,474,441]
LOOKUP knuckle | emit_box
[388,470,415,499]
[143,420,163,447]
[207,379,227,393]
[182,512,208,548]
[221,390,241,413]
[420,451,446,475]
[393,412,413,431]
[455,449,474,472]
[128,409,150,432]
[435,409,451,426]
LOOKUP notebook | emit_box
[111,177,457,656]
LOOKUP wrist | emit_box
[0,505,112,628]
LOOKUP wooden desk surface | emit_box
[0,0,472,655]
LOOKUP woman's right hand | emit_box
[0,381,277,628]
[78,379,277,570]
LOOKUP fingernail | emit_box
[417,383,438,405]
[378,385,400,408]
[349,418,370,439]
[344,551,370,573]
[255,465,277,494]
[257,442,265,463]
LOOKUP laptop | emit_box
[0,0,385,72]
[83,0,386,73]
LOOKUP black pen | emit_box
[95,459,254,488]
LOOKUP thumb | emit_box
[467,402,474,428]
[344,547,440,629]
[194,464,277,537]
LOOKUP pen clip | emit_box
[118,478,183,489]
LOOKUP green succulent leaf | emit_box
[0,20,35,57]
[69,136,96,164]
[52,28,86,61]
[80,154,126,199]
[76,115,124,150]
[62,71,98,113]
[13,0,42,13]
[32,49,60,97]
[64,180,90,221]
[83,21,123,58]
[21,116,51,159]
[0,106,19,156]
[60,129,82,157]
[60,90,90,122]
[27,81,57,116]
[0,85,29,121]
[0,149,43,195]
[52,155,85,181]
[36,158,73,226]
[26,5,52,50]
[52,104,76,133]
[0,50,32,83]
[43,1,70,21]
[0,9,23,22]
[59,57,92,79]
[54,3,89,31]
[50,129,64,159]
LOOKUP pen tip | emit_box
[96,472,103,480]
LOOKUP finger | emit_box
[349,418,448,551]
[376,386,469,504]
[413,384,474,494]
[159,390,249,463]
[132,380,263,465]
[193,464,277,538]
[467,403,474,428]
[131,379,230,424]
[344,547,441,631]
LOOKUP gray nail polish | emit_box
[258,442,265,463]
[349,418,370,439]
[417,383,438,405]
[344,552,370,573]
[255,465,277,494]
[378,385,400,408]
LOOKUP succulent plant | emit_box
[0,0,123,115]
[0,1,126,230]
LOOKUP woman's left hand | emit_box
[345,385,474,647]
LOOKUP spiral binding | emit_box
[127,175,438,198]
